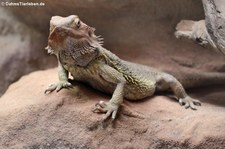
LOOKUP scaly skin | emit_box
[45,15,225,120]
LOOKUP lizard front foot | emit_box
[44,81,72,94]
[93,101,119,120]
[179,96,201,110]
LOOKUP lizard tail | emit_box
[169,71,225,89]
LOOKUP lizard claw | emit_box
[93,101,119,120]
[179,96,201,110]
[44,81,72,94]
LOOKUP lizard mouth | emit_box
[45,45,54,54]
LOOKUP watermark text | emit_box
[1,1,45,7]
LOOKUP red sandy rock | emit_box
[0,68,225,148]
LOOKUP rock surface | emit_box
[202,0,225,54]
[0,7,56,96]
[0,66,225,149]
[174,20,216,49]
[175,0,225,54]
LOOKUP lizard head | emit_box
[45,15,103,55]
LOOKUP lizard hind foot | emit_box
[93,101,119,121]
[179,96,201,110]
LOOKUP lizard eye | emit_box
[76,20,81,28]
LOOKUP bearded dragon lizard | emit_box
[45,15,225,120]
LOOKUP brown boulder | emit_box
[0,68,225,148]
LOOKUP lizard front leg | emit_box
[45,61,72,93]
[156,73,201,110]
[93,64,126,120]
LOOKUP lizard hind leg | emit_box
[156,73,201,110]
